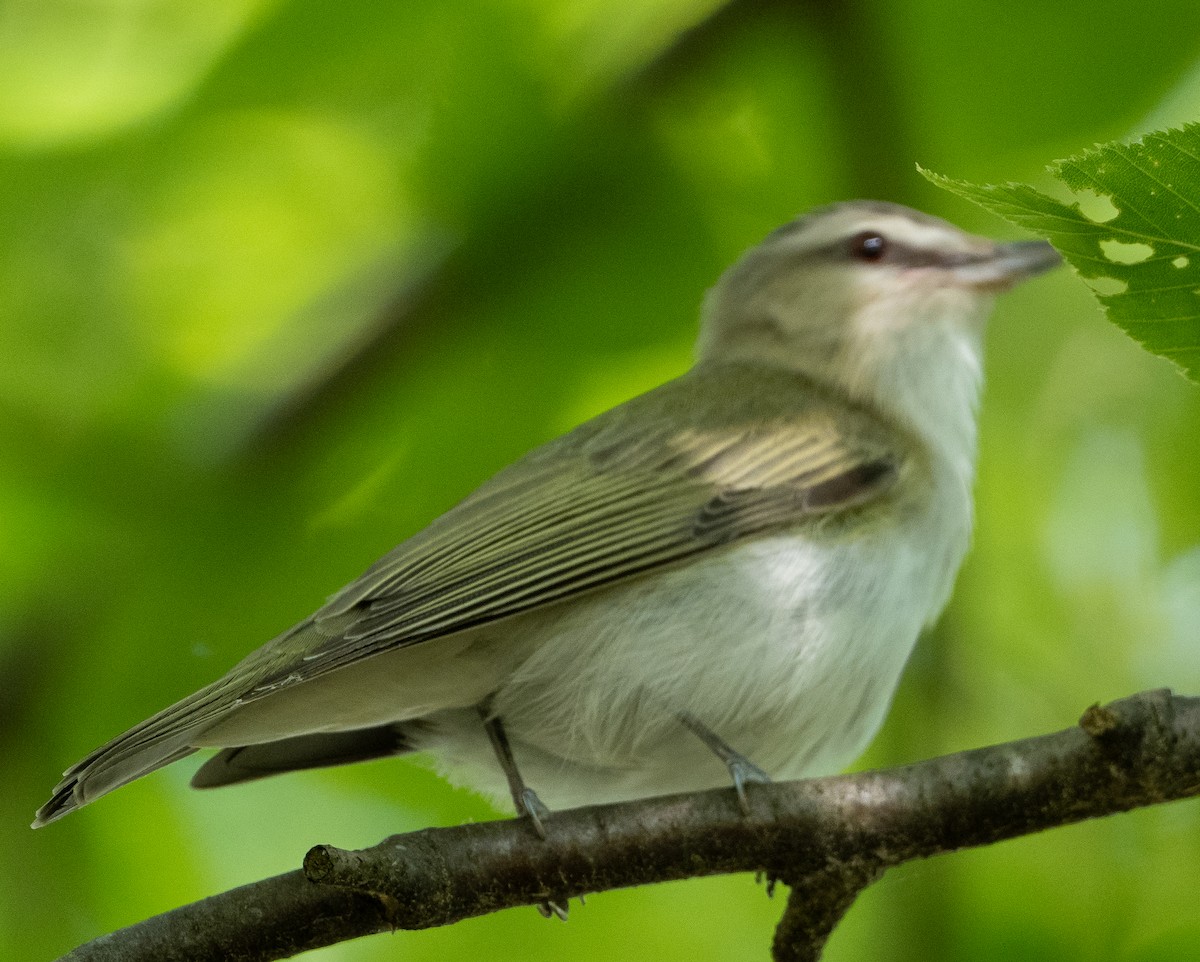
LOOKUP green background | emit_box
[4,1,1200,960]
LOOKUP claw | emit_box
[678,711,772,813]
[517,790,565,917]
[519,787,551,840]
[728,756,771,814]
[537,899,570,921]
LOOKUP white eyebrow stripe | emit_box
[765,213,985,268]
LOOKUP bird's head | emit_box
[698,200,1060,428]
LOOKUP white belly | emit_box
[415,501,969,810]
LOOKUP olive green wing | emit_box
[245,369,906,693]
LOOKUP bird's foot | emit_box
[518,787,551,840]
[727,754,772,815]
[678,711,771,814]
[515,787,567,919]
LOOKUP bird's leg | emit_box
[478,702,551,838]
[678,711,771,815]
[477,702,567,921]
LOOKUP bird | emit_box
[34,200,1060,832]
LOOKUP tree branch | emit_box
[770,859,883,962]
[59,689,1200,962]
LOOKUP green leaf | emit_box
[922,123,1200,384]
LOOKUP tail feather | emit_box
[33,615,429,827]
[190,724,415,789]
[34,740,197,827]
[32,678,235,828]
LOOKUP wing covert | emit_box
[244,365,908,694]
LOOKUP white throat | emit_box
[836,294,987,488]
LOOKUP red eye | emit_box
[850,232,887,261]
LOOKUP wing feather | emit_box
[239,365,909,695]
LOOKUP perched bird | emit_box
[35,201,1059,832]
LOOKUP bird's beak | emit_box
[951,240,1061,292]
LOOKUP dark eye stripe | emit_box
[802,235,988,270]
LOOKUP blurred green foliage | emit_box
[3,1,1199,960]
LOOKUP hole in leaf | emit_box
[1072,190,1119,223]
[1173,255,1190,269]
[1100,239,1154,264]
[1087,277,1127,296]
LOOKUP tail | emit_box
[33,680,232,828]
[34,738,198,828]
[34,711,421,826]
[190,724,417,789]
